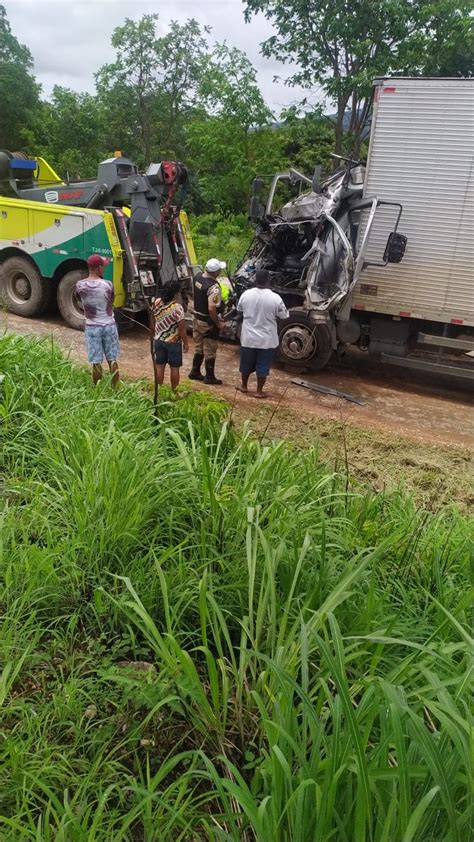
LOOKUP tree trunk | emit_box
[334,99,346,155]
[351,96,371,158]
[334,116,343,155]
[351,134,363,158]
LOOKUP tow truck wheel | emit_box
[57,269,87,330]
[0,256,52,317]
[278,312,332,370]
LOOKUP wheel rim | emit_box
[280,322,317,362]
[6,270,32,304]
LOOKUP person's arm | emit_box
[235,292,246,323]
[208,285,223,329]
[276,295,289,320]
[178,318,189,352]
[174,303,188,352]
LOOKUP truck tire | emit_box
[278,311,333,370]
[0,256,52,317]
[57,269,87,330]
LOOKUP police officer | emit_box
[189,258,226,385]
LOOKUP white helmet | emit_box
[205,258,226,273]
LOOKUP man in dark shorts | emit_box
[151,280,188,391]
[236,268,289,398]
[76,254,120,386]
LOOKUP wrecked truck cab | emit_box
[231,156,406,370]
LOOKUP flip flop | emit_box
[236,385,248,394]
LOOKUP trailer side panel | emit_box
[355,78,474,326]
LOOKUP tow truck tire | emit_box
[0,256,52,317]
[277,311,333,370]
[57,269,87,330]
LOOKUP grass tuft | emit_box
[1,333,472,840]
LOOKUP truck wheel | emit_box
[278,312,333,370]
[0,256,52,317]
[57,269,87,330]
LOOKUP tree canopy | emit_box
[0,3,39,151]
[244,0,474,152]
[0,4,472,214]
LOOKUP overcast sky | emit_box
[5,0,322,117]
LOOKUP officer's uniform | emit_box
[192,272,222,359]
[188,272,223,383]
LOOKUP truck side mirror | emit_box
[250,196,264,221]
[312,165,321,193]
[250,178,265,221]
[384,231,407,263]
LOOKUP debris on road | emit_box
[291,378,367,406]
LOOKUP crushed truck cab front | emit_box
[231,156,406,369]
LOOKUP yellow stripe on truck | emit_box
[179,210,198,265]
[0,196,106,238]
[103,212,126,307]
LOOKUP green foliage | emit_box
[29,87,106,179]
[190,213,253,272]
[187,114,334,216]
[420,6,474,77]
[96,15,211,165]
[1,2,472,217]
[199,42,272,129]
[244,0,474,152]
[1,333,472,840]
[277,108,335,173]
[0,3,39,150]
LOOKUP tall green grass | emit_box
[1,333,472,841]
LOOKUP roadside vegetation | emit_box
[229,404,474,513]
[191,214,252,275]
[1,333,472,841]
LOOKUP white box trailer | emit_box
[352,77,474,375]
[234,77,473,377]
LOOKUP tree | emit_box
[199,43,273,130]
[277,108,336,174]
[187,44,273,214]
[96,15,210,163]
[147,18,211,156]
[0,4,40,150]
[95,18,275,214]
[96,14,159,164]
[420,5,473,77]
[30,87,107,179]
[244,0,474,154]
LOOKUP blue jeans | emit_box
[84,323,120,364]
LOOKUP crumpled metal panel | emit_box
[280,191,328,222]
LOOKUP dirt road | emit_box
[3,311,472,450]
